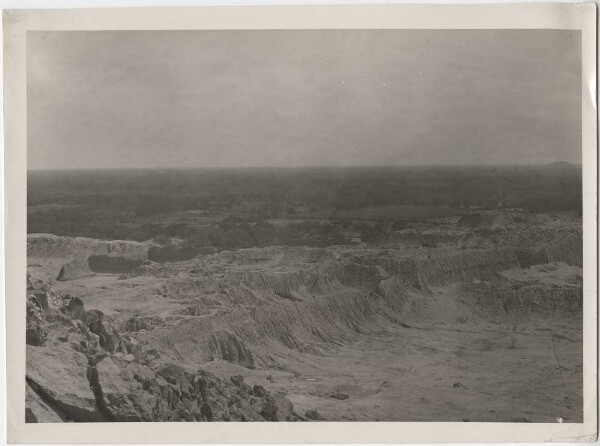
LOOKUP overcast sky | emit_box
[28,30,581,170]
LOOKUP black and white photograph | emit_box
[4,3,597,442]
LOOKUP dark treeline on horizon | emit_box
[28,165,582,247]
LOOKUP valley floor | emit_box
[203,317,581,422]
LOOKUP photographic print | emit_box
[4,4,597,443]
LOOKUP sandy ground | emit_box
[200,318,582,422]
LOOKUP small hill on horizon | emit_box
[546,161,579,169]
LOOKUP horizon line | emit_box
[27,162,582,172]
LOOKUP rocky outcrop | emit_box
[83,310,125,354]
[28,233,154,261]
[26,344,102,421]
[25,276,297,423]
[26,277,62,346]
[26,297,48,347]
[25,383,63,423]
[207,332,256,368]
[56,257,92,281]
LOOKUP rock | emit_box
[26,299,47,346]
[84,310,123,354]
[208,332,255,368]
[260,400,278,421]
[121,316,163,333]
[23,276,302,423]
[27,276,63,310]
[56,257,92,281]
[200,402,213,421]
[328,393,349,400]
[252,384,268,398]
[271,392,295,420]
[25,385,62,422]
[156,363,193,398]
[31,291,49,311]
[73,322,102,354]
[26,345,101,421]
[122,335,142,358]
[230,375,245,387]
[66,297,85,320]
[305,409,323,420]
[65,331,87,353]
[93,356,172,421]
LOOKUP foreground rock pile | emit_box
[25,276,298,422]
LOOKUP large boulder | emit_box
[25,385,62,423]
[83,310,124,354]
[56,257,92,281]
[93,356,172,421]
[270,391,295,421]
[65,297,86,321]
[26,345,102,421]
[26,298,47,346]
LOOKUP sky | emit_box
[27,30,581,170]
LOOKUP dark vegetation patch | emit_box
[28,166,582,249]
[88,255,143,274]
[148,246,202,262]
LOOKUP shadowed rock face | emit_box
[25,385,62,423]
[148,246,202,263]
[88,255,144,274]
